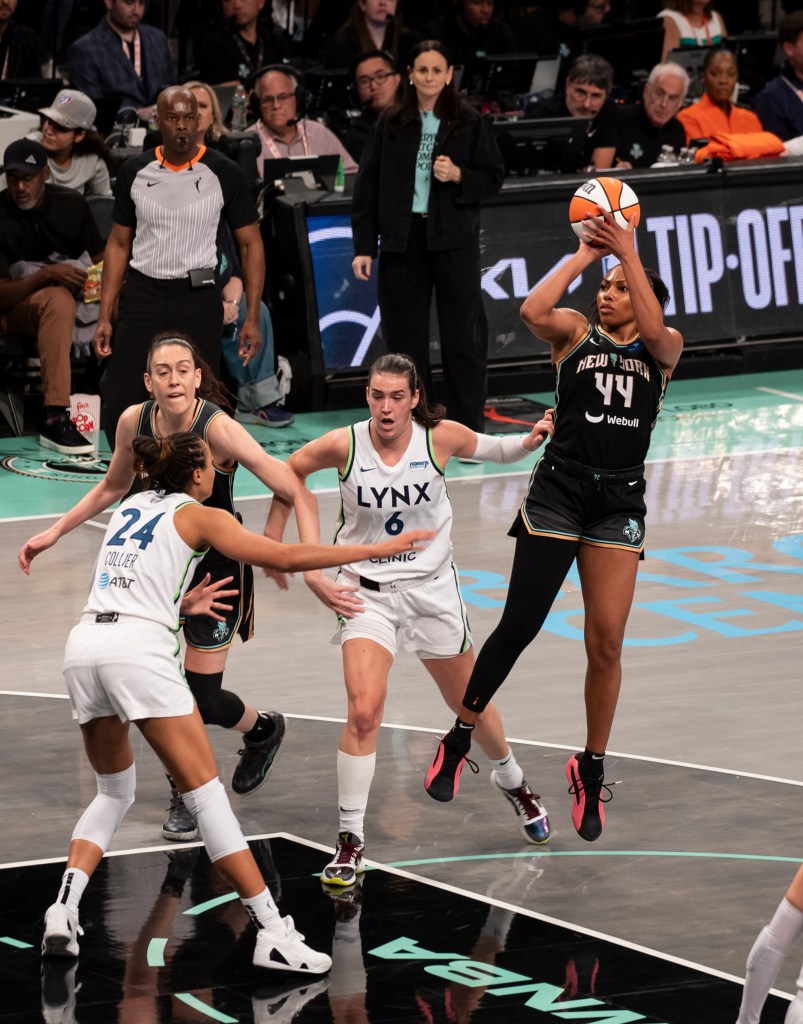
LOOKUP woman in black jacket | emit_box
[351,39,504,431]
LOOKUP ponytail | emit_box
[368,353,445,428]
[131,432,207,493]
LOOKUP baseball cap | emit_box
[0,138,48,175]
[38,89,97,131]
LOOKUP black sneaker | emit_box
[232,712,286,795]
[162,788,198,842]
[424,722,478,802]
[39,412,93,455]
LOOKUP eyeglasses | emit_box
[259,92,295,107]
[355,70,395,88]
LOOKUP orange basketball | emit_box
[569,176,640,243]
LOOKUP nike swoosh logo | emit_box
[359,466,376,472]
[627,480,638,486]
[588,338,600,347]
[146,181,160,187]
[584,412,604,423]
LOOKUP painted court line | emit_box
[757,386,803,402]
[2,693,802,789]
[0,830,793,999]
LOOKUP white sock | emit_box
[737,898,803,1024]
[337,749,375,843]
[56,868,90,914]
[488,748,524,790]
[241,887,281,930]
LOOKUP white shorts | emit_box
[63,616,194,725]
[331,562,472,659]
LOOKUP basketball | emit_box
[569,177,640,244]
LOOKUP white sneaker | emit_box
[253,915,332,975]
[42,904,83,958]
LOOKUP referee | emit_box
[94,86,264,447]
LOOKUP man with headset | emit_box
[249,64,358,173]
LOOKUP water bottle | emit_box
[334,156,345,193]
[650,144,677,168]
[231,84,248,131]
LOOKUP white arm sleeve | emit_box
[470,433,534,465]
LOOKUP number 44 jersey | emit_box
[83,491,206,631]
[335,420,454,583]
[551,324,668,470]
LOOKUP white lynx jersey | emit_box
[83,490,206,630]
[335,420,453,582]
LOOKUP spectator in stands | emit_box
[324,0,418,69]
[603,61,688,168]
[752,12,803,142]
[516,0,611,73]
[94,86,265,448]
[659,0,726,63]
[525,54,618,171]
[0,139,104,454]
[67,0,176,127]
[0,0,38,79]
[426,0,515,93]
[678,47,762,143]
[29,90,113,197]
[198,0,289,86]
[342,49,401,163]
[249,65,358,172]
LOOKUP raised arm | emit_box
[520,245,600,357]
[18,407,140,573]
[582,211,683,372]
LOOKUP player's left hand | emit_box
[181,573,238,619]
[306,573,365,617]
[238,318,263,366]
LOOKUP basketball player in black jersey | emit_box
[426,207,683,842]
[19,334,316,839]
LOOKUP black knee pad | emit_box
[186,671,245,729]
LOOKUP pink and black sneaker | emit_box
[425,722,478,802]
[565,752,613,842]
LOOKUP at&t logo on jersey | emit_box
[96,571,135,590]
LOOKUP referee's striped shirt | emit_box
[112,145,258,279]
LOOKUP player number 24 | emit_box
[107,509,166,550]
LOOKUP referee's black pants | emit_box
[377,216,488,432]
[100,268,224,449]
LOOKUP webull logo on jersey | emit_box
[357,482,432,508]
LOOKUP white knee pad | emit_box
[72,764,136,852]
[181,778,248,862]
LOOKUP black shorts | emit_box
[514,449,647,553]
[182,547,255,651]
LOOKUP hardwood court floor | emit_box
[1,369,802,1021]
